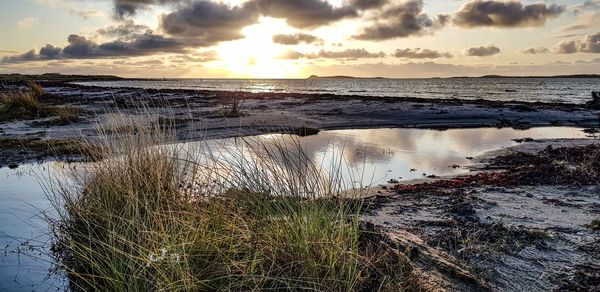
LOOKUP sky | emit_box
[0,0,599,78]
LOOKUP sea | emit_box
[76,77,600,104]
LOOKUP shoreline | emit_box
[1,79,599,290]
[1,80,599,166]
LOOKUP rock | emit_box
[294,126,320,137]
[587,91,600,109]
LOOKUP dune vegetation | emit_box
[0,83,83,122]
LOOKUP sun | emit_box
[207,17,304,78]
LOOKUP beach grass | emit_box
[0,87,83,122]
[45,111,414,291]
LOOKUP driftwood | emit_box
[385,230,491,291]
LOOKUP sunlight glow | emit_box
[210,17,304,78]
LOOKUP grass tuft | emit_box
[45,112,414,291]
[590,219,600,230]
[0,90,43,120]
[27,82,46,96]
[0,89,84,122]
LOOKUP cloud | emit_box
[39,44,62,59]
[350,0,388,10]
[70,8,104,19]
[253,0,357,29]
[158,0,388,45]
[464,44,501,56]
[0,50,20,54]
[454,0,564,28]
[574,57,600,64]
[113,0,183,19]
[559,12,599,32]
[96,20,151,39]
[521,47,549,54]
[17,17,40,30]
[309,48,386,59]
[277,48,386,59]
[117,0,365,29]
[547,33,587,39]
[554,32,600,54]
[554,40,579,54]
[159,1,260,45]
[277,50,306,60]
[570,0,600,14]
[272,33,324,45]
[393,48,452,59]
[353,0,447,41]
[169,50,220,63]
[109,0,388,47]
[2,32,190,63]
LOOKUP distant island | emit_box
[309,74,600,80]
[307,75,386,79]
[477,74,600,79]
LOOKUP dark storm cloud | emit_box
[277,48,385,59]
[464,44,501,56]
[393,48,452,59]
[159,0,260,44]
[454,0,565,28]
[554,32,600,54]
[272,33,324,45]
[353,0,446,41]
[2,33,189,63]
[521,47,549,54]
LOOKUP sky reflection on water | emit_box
[0,126,591,290]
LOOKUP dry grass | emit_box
[220,97,244,118]
[0,90,43,120]
[590,219,600,230]
[27,82,46,96]
[0,88,83,122]
[43,110,415,291]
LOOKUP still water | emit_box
[0,126,591,290]
[76,78,599,104]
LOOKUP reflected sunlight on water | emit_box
[77,78,599,104]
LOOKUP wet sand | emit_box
[362,139,600,291]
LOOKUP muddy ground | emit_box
[363,141,600,291]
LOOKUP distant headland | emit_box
[0,73,122,82]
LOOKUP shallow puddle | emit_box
[0,162,68,290]
[192,127,589,188]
